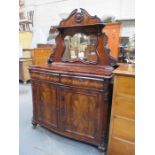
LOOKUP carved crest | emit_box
[59,8,101,26]
[74,12,84,23]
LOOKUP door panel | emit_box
[32,81,58,128]
[60,87,103,140]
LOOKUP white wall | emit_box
[24,0,135,47]
[120,20,135,37]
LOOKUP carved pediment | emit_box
[59,8,101,27]
[48,8,116,66]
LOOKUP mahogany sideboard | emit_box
[29,8,116,151]
[107,64,135,155]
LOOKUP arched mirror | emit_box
[62,33,98,63]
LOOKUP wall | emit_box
[24,0,135,47]
[120,20,135,37]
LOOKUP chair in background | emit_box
[19,10,34,31]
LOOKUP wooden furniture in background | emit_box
[29,9,116,151]
[22,49,33,58]
[107,64,135,155]
[103,23,121,60]
[19,49,33,83]
[19,31,32,48]
[19,58,32,83]
[37,44,55,49]
[32,48,53,65]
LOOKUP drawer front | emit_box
[114,96,135,119]
[115,76,135,96]
[112,116,135,142]
[108,137,135,155]
[31,72,59,83]
[60,76,104,89]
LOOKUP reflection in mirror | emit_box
[62,33,98,63]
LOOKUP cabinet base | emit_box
[31,121,107,152]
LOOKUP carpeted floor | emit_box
[19,82,106,155]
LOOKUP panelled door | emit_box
[32,81,58,129]
[59,87,104,144]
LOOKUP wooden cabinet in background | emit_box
[19,31,32,48]
[22,49,33,58]
[103,23,121,60]
[19,58,32,83]
[32,48,53,65]
[107,64,135,155]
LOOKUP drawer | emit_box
[113,96,135,119]
[31,72,59,83]
[108,137,135,155]
[115,75,135,96]
[112,116,135,142]
[60,75,104,89]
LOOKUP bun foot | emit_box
[98,143,107,152]
[32,121,37,129]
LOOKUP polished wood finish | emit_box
[19,58,32,83]
[107,64,135,155]
[30,63,113,149]
[29,9,116,151]
[48,9,115,65]
[32,82,58,129]
[103,23,121,60]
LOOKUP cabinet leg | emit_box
[98,143,107,152]
[32,121,37,129]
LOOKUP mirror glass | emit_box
[62,33,98,63]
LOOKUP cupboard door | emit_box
[59,87,104,143]
[32,81,58,129]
